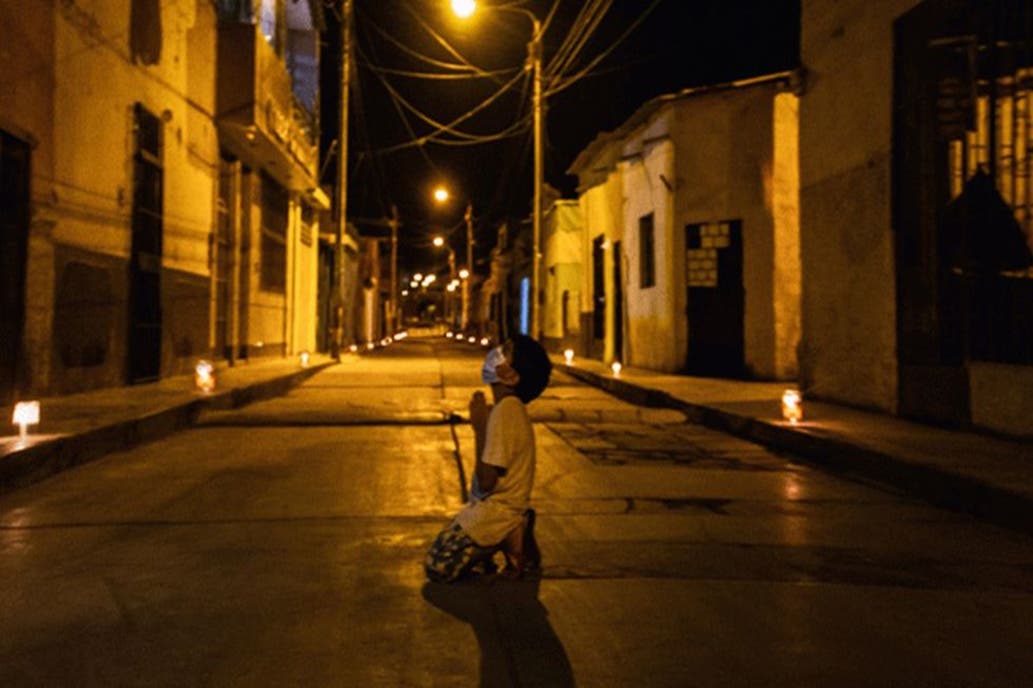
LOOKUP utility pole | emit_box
[463,202,473,331]
[530,17,543,340]
[389,204,399,333]
[333,0,353,359]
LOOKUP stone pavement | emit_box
[4,342,1033,538]
[0,355,335,494]
[555,355,1033,536]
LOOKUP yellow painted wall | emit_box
[1,1,57,393]
[799,0,917,409]
[542,200,583,342]
[621,114,678,371]
[772,92,801,380]
[577,161,624,363]
[669,85,793,379]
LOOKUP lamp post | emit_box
[463,202,473,331]
[450,0,543,339]
[332,0,354,359]
[388,204,400,333]
[433,186,475,332]
[434,235,457,328]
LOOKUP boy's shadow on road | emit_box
[422,577,575,687]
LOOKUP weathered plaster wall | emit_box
[578,162,623,362]
[291,208,320,355]
[621,112,677,371]
[543,201,583,343]
[799,0,919,409]
[671,86,782,378]
[772,92,801,380]
[0,1,57,394]
[45,0,219,386]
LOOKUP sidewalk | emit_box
[0,355,337,494]
[554,355,1033,537]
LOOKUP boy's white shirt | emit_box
[455,396,535,546]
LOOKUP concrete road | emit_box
[2,337,1032,687]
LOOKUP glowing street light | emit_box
[459,268,470,280]
[432,236,445,248]
[451,0,475,19]
[433,186,450,203]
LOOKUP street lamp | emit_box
[450,1,543,339]
[433,186,475,331]
[433,235,457,328]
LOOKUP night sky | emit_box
[320,0,801,273]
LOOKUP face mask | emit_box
[481,345,507,384]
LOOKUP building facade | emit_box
[801,0,1033,436]
[541,199,585,353]
[0,0,328,402]
[567,73,802,379]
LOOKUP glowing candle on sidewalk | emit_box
[12,401,40,442]
[611,361,622,377]
[564,349,574,365]
[194,360,215,393]
[782,389,803,424]
[300,351,310,368]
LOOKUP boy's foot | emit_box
[497,509,542,579]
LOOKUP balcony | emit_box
[216,22,317,191]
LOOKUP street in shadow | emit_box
[422,578,575,687]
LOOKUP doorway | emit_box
[685,220,745,377]
[612,240,624,363]
[0,131,31,402]
[128,105,164,384]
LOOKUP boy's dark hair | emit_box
[510,334,552,403]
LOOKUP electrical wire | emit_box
[357,4,491,74]
[398,1,508,84]
[361,63,521,81]
[360,42,531,145]
[546,0,664,97]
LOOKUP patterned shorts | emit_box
[424,522,497,583]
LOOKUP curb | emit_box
[0,361,335,495]
[558,365,1033,537]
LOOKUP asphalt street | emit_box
[2,337,1032,687]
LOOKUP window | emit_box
[639,213,655,288]
[260,173,288,292]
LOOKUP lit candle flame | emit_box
[195,360,215,393]
[12,401,40,442]
[782,389,802,424]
